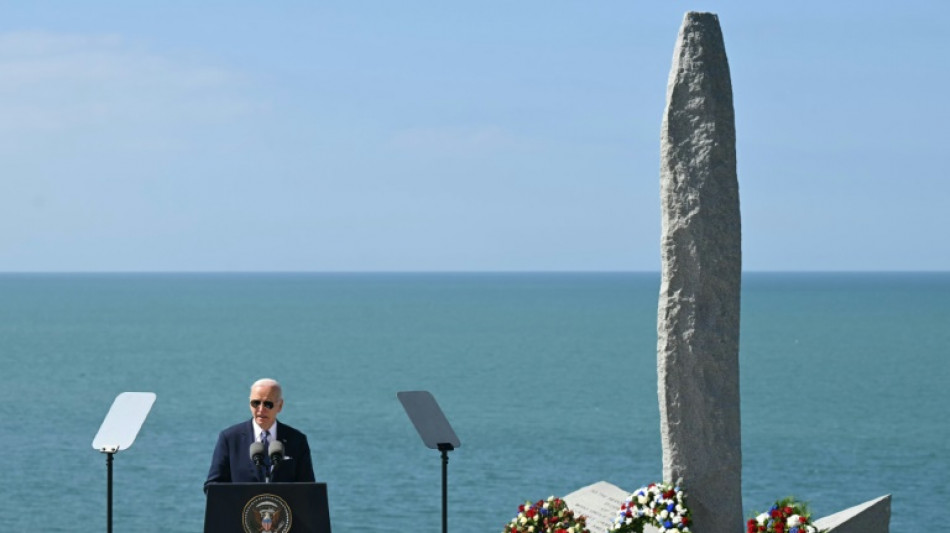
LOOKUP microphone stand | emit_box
[265,456,283,483]
[251,441,269,483]
[265,442,283,484]
[253,460,271,484]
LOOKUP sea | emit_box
[2,272,946,532]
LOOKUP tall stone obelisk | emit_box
[657,12,742,533]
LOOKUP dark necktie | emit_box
[261,431,271,468]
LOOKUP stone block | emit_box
[813,495,891,533]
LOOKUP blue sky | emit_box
[2,1,947,272]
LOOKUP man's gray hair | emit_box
[251,378,282,398]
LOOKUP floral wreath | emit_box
[502,496,590,533]
[747,497,823,533]
[608,482,691,533]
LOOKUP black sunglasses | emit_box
[250,400,276,410]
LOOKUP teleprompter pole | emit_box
[439,443,454,533]
[104,449,116,533]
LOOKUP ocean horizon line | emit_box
[0,269,948,276]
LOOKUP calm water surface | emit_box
[2,272,946,532]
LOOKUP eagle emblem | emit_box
[242,494,292,533]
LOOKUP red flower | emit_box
[746,520,756,533]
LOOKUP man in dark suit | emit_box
[205,378,315,492]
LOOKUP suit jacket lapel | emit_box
[241,420,266,482]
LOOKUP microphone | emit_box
[268,440,285,469]
[249,441,265,467]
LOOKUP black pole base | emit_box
[438,443,454,533]
[104,450,116,533]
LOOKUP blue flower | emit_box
[664,520,673,528]
[540,508,549,516]
[667,503,675,511]
[790,528,800,533]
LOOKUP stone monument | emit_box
[565,12,891,533]
[657,11,742,533]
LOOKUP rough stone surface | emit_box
[814,495,891,533]
[657,11,742,533]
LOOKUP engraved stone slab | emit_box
[657,11,742,533]
[564,482,661,533]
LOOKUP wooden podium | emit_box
[204,482,331,533]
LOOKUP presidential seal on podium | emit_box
[242,493,292,533]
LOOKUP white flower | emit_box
[756,512,769,525]
[638,495,648,505]
[659,510,669,519]
[788,514,801,528]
